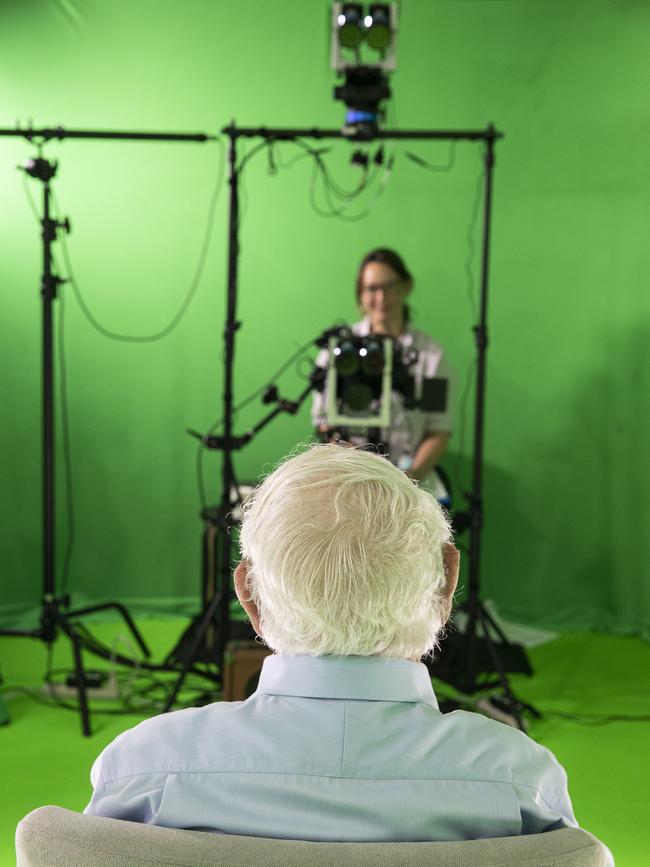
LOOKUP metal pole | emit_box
[221,125,502,143]
[42,178,56,600]
[216,128,240,676]
[467,127,496,605]
[0,126,213,143]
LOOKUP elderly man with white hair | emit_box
[85,444,577,841]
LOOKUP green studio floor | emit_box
[1,620,649,865]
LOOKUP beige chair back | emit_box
[16,805,612,866]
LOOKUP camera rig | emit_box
[316,328,449,430]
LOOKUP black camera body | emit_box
[328,330,448,417]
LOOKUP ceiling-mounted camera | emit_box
[330,3,398,139]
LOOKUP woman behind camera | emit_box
[312,248,453,499]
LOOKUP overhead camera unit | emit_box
[330,2,398,138]
[332,3,397,64]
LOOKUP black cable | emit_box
[317,161,388,222]
[20,144,225,596]
[45,643,54,682]
[196,336,320,509]
[313,151,371,201]
[386,97,399,132]
[43,664,217,712]
[116,669,218,712]
[449,159,485,499]
[274,138,369,203]
[308,147,395,222]
[1,683,139,715]
[51,137,226,343]
[451,359,476,498]
[196,438,210,513]
[0,686,85,712]
[307,153,364,216]
[405,141,457,172]
[541,711,650,726]
[238,138,275,174]
[310,148,371,213]
[429,685,650,727]
[1,679,212,716]
[264,137,383,220]
[273,143,321,173]
[296,353,317,381]
[58,620,220,680]
[232,145,325,438]
[332,153,395,221]
[234,338,318,411]
[21,174,40,223]
[45,665,215,694]
[266,140,278,175]
[237,135,393,227]
[195,136,382,510]
[234,138,264,235]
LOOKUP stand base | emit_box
[164,615,256,668]
[438,693,540,732]
[426,595,536,732]
[425,630,532,693]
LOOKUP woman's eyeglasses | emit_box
[361,279,404,295]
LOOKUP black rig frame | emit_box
[0,120,533,733]
[171,121,532,730]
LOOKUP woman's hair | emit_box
[355,247,413,306]
[238,443,452,659]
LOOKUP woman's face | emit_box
[359,261,411,335]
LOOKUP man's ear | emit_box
[441,543,460,623]
[234,560,262,636]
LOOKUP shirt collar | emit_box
[256,655,439,709]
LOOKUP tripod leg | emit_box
[203,523,219,656]
[69,628,91,737]
[215,520,233,680]
[480,603,511,646]
[67,601,151,658]
[162,590,223,713]
[475,605,525,731]
[461,603,479,695]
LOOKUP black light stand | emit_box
[425,133,534,730]
[163,122,534,730]
[0,125,215,735]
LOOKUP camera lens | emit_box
[334,340,359,376]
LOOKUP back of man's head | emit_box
[239,443,452,659]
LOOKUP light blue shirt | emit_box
[85,654,578,842]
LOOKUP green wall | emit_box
[1,1,648,637]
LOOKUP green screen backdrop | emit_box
[1,0,648,638]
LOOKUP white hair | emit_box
[238,443,452,659]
